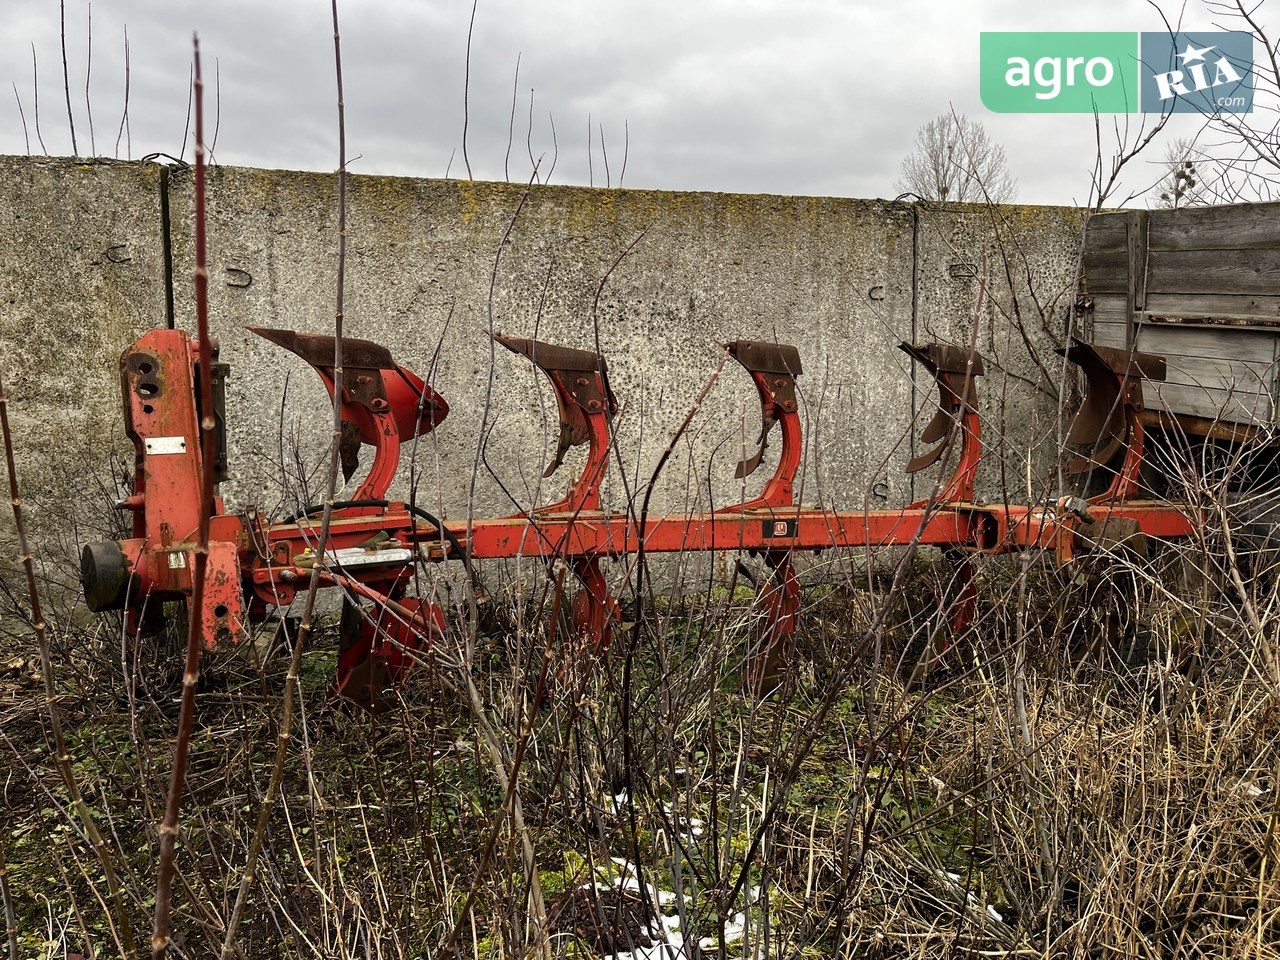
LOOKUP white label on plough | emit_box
[326,547,415,569]
[144,436,187,455]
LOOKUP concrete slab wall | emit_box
[0,157,1085,604]
[166,170,924,521]
[0,158,167,607]
[912,203,1086,502]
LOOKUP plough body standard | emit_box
[80,327,1199,702]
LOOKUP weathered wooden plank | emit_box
[1148,201,1280,251]
[1141,292,1280,325]
[1091,294,1128,320]
[1133,323,1279,363]
[1142,409,1274,443]
[1145,248,1280,295]
[1093,317,1127,348]
[1127,211,1149,318]
[1148,380,1274,424]
[1082,249,1127,293]
[1081,202,1280,427]
[1085,213,1128,251]
[1159,354,1275,390]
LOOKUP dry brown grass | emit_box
[3,457,1280,959]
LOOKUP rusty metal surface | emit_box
[248,325,396,372]
[725,340,803,376]
[1068,340,1167,383]
[899,342,985,378]
[494,333,612,373]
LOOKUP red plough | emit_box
[81,327,1199,703]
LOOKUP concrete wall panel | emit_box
[0,158,167,596]
[166,169,927,531]
[0,156,1086,608]
[912,203,1085,502]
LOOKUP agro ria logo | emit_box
[980,31,1253,113]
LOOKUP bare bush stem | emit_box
[60,0,77,155]
[0,837,17,960]
[114,27,129,159]
[0,380,134,956]
[84,1,94,156]
[151,34,215,958]
[461,0,477,179]
[220,5,348,953]
[31,44,47,155]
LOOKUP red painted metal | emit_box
[335,592,443,708]
[81,326,1204,703]
[494,334,615,515]
[109,330,244,649]
[491,334,622,648]
[902,342,984,506]
[747,553,799,695]
[247,327,448,502]
[722,341,803,511]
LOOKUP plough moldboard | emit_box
[79,324,1199,704]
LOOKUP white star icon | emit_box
[1177,41,1216,64]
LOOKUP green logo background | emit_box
[981,33,1138,113]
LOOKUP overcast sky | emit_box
[0,1,1269,206]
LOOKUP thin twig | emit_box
[151,33,214,958]
[461,0,477,180]
[85,1,95,155]
[11,84,30,156]
[31,44,47,155]
[526,88,538,183]
[620,119,628,187]
[114,26,129,159]
[210,59,221,162]
[504,53,520,182]
[60,0,77,155]
[179,63,192,161]
[0,837,16,960]
[600,123,610,188]
[546,110,558,183]
[220,3,349,952]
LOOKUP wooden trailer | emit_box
[1083,202,1280,441]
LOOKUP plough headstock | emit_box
[82,329,244,650]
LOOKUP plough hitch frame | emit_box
[81,326,1200,703]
